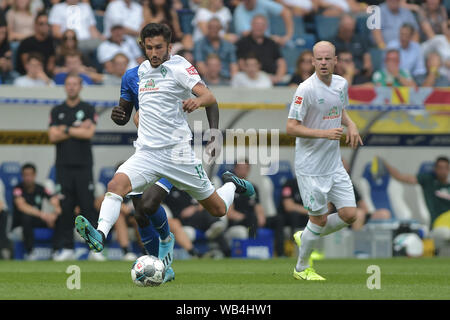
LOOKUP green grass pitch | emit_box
[0,257,449,300]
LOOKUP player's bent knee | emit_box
[107,173,131,197]
[339,207,357,224]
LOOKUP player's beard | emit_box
[149,49,170,68]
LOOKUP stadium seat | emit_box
[98,166,116,189]
[369,47,383,73]
[0,162,22,212]
[178,9,195,34]
[270,15,306,40]
[266,161,294,211]
[314,15,340,41]
[95,14,104,34]
[282,45,306,75]
[357,159,414,221]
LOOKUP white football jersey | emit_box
[288,72,349,176]
[136,55,202,148]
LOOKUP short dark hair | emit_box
[245,52,260,63]
[139,23,172,46]
[34,10,48,24]
[435,156,449,166]
[27,52,44,64]
[22,163,36,173]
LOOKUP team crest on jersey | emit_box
[294,96,303,105]
[160,66,167,77]
[186,65,199,75]
[323,106,341,120]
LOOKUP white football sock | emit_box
[321,212,349,237]
[97,192,123,238]
[216,182,236,213]
[296,221,323,272]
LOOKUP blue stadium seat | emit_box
[282,45,306,75]
[418,162,434,175]
[178,9,195,34]
[369,47,383,73]
[98,166,116,188]
[48,165,56,183]
[314,15,340,41]
[0,162,22,212]
[270,15,306,40]
[95,14,104,34]
[267,161,294,210]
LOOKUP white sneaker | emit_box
[88,251,106,261]
[122,252,137,261]
[24,249,40,261]
[53,249,75,261]
[205,220,227,240]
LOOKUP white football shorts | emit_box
[116,142,215,201]
[296,166,356,216]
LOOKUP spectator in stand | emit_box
[317,0,367,16]
[12,163,61,260]
[16,11,55,76]
[287,50,314,87]
[334,14,372,78]
[372,0,419,50]
[415,51,449,87]
[279,0,316,17]
[101,53,129,85]
[142,0,191,52]
[233,0,293,47]
[231,52,273,88]
[415,0,450,77]
[5,0,34,42]
[192,0,235,43]
[54,29,94,75]
[382,156,450,255]
[48,0,104,53]
[202,53,230,86]
[14,52,54,86]
[164,187,230,257]
[236,15,287,85]
[387,23,426,80]
[0,16,15,84]
[178,48,195,65]
[53,51,96,85]
[372,49,416,87]
[194,17,238,80]
[335,50,373,87]
[103,0,143,38]
[97,24,144,73]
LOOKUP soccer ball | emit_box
[131,255,166,287]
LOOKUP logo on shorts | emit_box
[186,65,199,75]
[294,96,303,105]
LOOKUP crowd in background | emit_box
[0,0,449,260]
[0,0,449,87]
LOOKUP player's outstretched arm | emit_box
[341,109,363,149]
[286,119,343,140]
[111,98,134,126]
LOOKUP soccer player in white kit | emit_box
[286,41,363,280]
[75,23,255,266]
